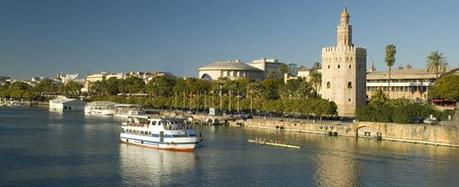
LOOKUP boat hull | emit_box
[120,134,199,151]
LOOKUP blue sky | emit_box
[0,0,458,79]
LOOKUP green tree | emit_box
[279,63,289,75]
[429,75,459,101]
[146,76,176,97]
[89,80,108,96]
[33,79,63,96]
[63,80,83,96]
[426,51,448,80]
[261,78,281,100]
[124,76,145,94]
[369,88,388,106]
[311,62,321,70]
[309,70,322,91]
[106,77,120,95]
[385,44,396,99]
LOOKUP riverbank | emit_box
[238,117,459,148]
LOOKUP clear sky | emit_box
[0,0,458,79]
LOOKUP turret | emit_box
[337,8,352,47]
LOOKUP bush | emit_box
[357,103,445,124]
[357,104,393,122]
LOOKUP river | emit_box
[1,107,459,187]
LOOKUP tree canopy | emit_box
[429,75,459,101]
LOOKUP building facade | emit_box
[366,67,459,102]
[321,9,367,117]
[82,71,173,92]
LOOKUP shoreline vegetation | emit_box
[1,74,457,124]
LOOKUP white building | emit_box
[198,58,290,80]
[198,60,265,80]
[57,73,81,84]
[49,96,86,112]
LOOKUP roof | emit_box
[86,101,116,107]
[50,96,85,104]
[367,68,437,80]
[298,67,311,71]
[198,61,263,71]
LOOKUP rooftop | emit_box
[199,60,263,71]
[367,68,437,80]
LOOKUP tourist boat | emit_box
[85,101,116,115]
[248,138,300,149]
[120,115,202,151]
[114,104,145,118]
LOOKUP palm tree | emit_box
[246,82,261,114]
[309,71,322,91]
[385,44,396,99]
[426,51,448,80]
[370,88,388,106]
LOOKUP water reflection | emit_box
[311,139,358,187]
[119,144,197,186]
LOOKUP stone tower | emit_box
[321,9,367,117]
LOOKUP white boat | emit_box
[114,104,145,118]
[6,100,30,107]
[120,115,202,151]
[85,101,116,115]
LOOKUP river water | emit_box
[1,107,459,187]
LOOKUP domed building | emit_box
[198,60,264,80]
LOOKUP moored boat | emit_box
[120,115,202,151]
[114,104,144,118]
[85,101,116,115]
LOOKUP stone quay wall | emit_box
[241,118,459,147]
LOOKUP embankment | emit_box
[241,118,459,147]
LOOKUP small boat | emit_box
[248,138,300,149]
[120,115,202,151]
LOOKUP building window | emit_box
[348,82,352,88]
[349,65,351,69]
[327,82,331,88]
[348,98,351,102]
[338,65,340,69]
[328,65,330,69]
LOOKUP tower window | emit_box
[349,65,351,69]
[327,82,331,88]
[338,65,340,69]
[328,65,330,69]
[348,82,352,88]
[348,98,351,102]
